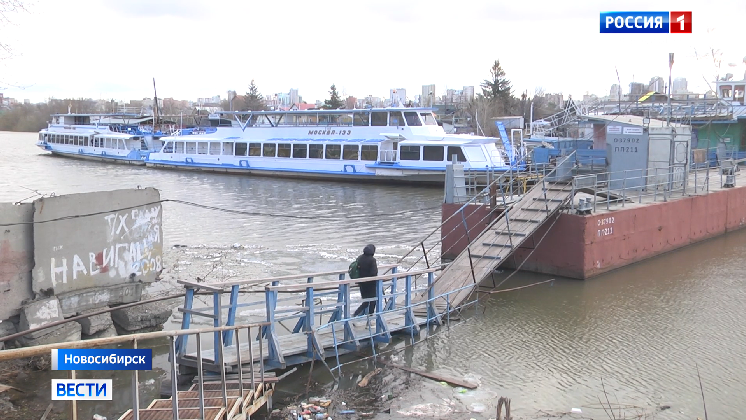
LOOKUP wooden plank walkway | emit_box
[180,312,425,371]
[118,381,275,420]
[418,179,573,313]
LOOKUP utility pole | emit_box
[668,53,674,126]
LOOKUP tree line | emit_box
[0,60,562,133]
[0,99,101,132]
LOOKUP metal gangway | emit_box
[171,155,576,378]
[173,265,473,374]
[414,153,576,313]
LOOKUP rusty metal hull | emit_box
[442,184,746,279]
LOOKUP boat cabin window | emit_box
[222,142,234,155]
[249,143,261,156]
[420,112,438,126]
[186,142,197,154]
[263,143,276,157]
[309,144,323,159]
[371,112,387,126]
[462,146,487,162]
[447,146,466,162]
[209,142,221,155]
[325,144,341,159]
[423,145,445,161]
[175,142,185,154]
[293,144,308,158]
[278,144,291,158]
[235,142,248,156]
[404,112,422,126]
[361,145,378,161]
[198,142,208,154]
[400,145,421,161]
[353,112,370,126]
[343,145,359,160]
[389,112,404,127]
[319,115,338,126]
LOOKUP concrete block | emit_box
[32,188,163,296]
[57,283,143,317]
[0,203,35,320]
[76,309,114,335]
[17,322,81,347]
[19,297,64,338]
[0,319,17,350]
[111,298,178,332]
[82,325,117,340]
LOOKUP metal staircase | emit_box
[531,98,586,137]
[423,154,576,312]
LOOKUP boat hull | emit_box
[46,149,147,166]
[145,161,445,185]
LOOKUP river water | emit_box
[1,131,745,419]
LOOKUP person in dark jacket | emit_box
[353,244,379,317]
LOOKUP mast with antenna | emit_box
[152,78,159,128]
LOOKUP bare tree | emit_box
[0,1,28,58]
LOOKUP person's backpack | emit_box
[348,257,360,279]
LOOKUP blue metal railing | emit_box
[173,264,472,371]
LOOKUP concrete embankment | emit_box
[0,188,173,348]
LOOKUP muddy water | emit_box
[1,131,745,419]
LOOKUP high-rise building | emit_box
[609,84,621,99]
[422,84,436,107]
[628,82,646,98]
[672,77,688,94]
[390,88,406,106]
[462,86,475,102]
[289,89,300,106]
[648,77,665,93]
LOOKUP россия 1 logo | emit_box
[600,11,692,33]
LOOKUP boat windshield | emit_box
[404,111,421,126]
[420,112,438,126]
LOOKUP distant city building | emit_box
[545,93,564,108]
[648,76,665,94]
[672,77,688,94]
[197,96,221,107]
[422,84,436,107]
[462,86,475,101]
[390,88,406,106]
[445,89,457,103]
[289,88,300,106]
[345,96,357,109]
[628,82,645,98]
[582,93,598,103]
[609,84,621,99]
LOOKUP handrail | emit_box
[180,264,400,290]
[0,322,270,361]
[267,267,442,292]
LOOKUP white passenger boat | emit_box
[36,113,170,165]
[147,108,525,183]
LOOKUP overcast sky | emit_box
[1,0,745,104]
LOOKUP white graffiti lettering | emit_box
[49,204,163,285]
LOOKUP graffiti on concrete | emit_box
[48,204,163,288]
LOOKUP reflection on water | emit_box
[1,132,745,419]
